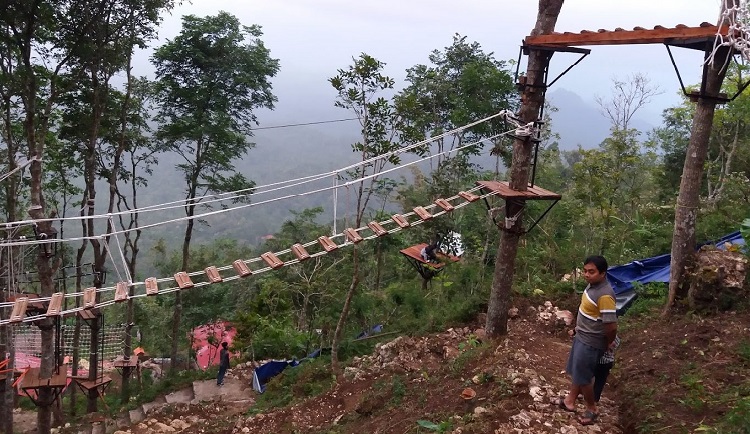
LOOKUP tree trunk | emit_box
[87,319,100,414]
[331,247,359,378]
[121,299,134,402]
[0,322,11,434]
[69,317,81,417]
[485,0,564,337]
[664,2,735,313]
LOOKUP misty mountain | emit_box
[546,88,658,150]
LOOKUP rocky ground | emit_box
[24,298,749,434]
[57,301,622,434]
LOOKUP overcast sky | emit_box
[136,0,724,126]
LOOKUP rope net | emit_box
[709,0,750,66]
[11,323,132,368]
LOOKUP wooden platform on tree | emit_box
[399,244,460,267]
[524,23,726,50]
[476,181,561,201]
[2,291,47,312]
[76,308,100,321]
[113,355,139,369]
[19,367,68,391]
[73,375,112,392]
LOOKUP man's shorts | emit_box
[566,336,604,386]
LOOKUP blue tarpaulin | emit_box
[251,347,332,393]
[606,231,745,314]
[252,360,298,393]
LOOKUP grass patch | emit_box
[677,372,706,412]
[715,396,750,433]
[449,342,486,375]
[390,375,406,406]
[737,340,750,367]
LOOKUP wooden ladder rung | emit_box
[46,293,63,317]
[435,198,454,212]
[10,297,29,323]
[174,272,194,289]
[318,236,338,252]
[413,206,433,220]
[115,282,129,303]
[344,228,363,244]
[368,221,388,237]
[83,288,97,309]
[459,191,480,202]
[233,260,252,277]
[205,266,222,283]
[145,277,159,296]
[261,252,284,269]
[391,214,410,228]
[291,243,310,261]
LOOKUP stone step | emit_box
[129,407,145,424]
[165,386,195,404]
[191,378,250,403]
[142,394,167,415]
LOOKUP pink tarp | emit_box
[190,321,237,370]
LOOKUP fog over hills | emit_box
[546,88,659,150]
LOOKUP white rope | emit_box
[103,237,125,285]
[332,174,339,236]
[708,1,750,67]
[9,111,513,228]
[0,157,38,184]
[0,125,524,249]
[110,218,132,284]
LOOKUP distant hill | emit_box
[547,88,657,150]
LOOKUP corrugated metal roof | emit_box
[525,22,725,47]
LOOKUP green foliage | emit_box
[396,34,516,162]
[677,372,707,411]
[457,334,480,352]
[716,397,750,434]
[152,11,279,228]
[449,343,485,374]
[624,283,667,318]
[390,375,407,405]
[251,358,333,413]
[417,418,453,433]
[737,340,750,367]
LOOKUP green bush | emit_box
[717,396,750,434]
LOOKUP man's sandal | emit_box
[553,397,576,413]
[578,410,599,425]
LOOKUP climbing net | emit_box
[12,323,131,366]
[709,0,750,66]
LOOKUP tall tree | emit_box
[396,34,516,178]
[665,0,737,313]
[112,75,156,402]
[485,0,564,338]
[656,63,750,206]
[151,12,279,371]
[0,1,99,429]
[328,54,404,377]
[570,74,660,258]
[59,0,172,412]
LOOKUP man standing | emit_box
[558,256,617,426]
[217,342,230,386]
